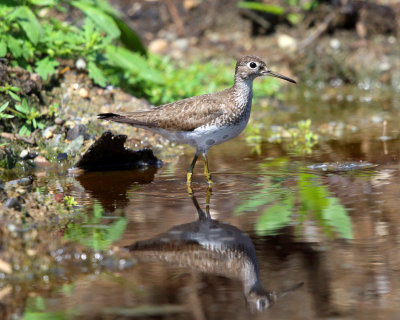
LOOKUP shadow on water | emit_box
[74,167,158,211]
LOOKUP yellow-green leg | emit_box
[187,152,199,186]
[205,184,212,217]
[203,152,213,186]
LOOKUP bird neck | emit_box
[232,76,254,108]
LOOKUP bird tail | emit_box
[97,112,156,127]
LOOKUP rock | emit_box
[75,131,161,171]
[79,88,89,99]
[3,198,21,211]
[55,117,65,125]
[173,38,189,52]
[329,38,341,50]
[76,58,87,70]
[42,125,57,140]
[0,178,4,190]
[34,155,50,167]
[148,38,168,54]
[277,34,297,51]
[64,135,84,155]
[66,124,89,141]
[57,153,68,161]
[184,0,200,10]
[18,176,33,187]
[19,149,29,159]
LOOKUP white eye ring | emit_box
[248,61,258,69]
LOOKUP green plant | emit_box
[0,84,21,101]
[0,101,14,119]
[235,158,353,239]
[64,201,127,251]
[0,0,145,84]
[287,119,319,154]
[64,195,78,207]
[237,0,319,25]
[12,98,45,136]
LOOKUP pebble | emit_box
[55,117,65,125]
[3,198,21,211]
[76,58,87,70]
[79,88,89,99]
[66,124,89,141]
[173,38,189,52]
[64,135,84,155]
[277,34,297,51]
[20,149,29,159]
[148,38,168,54]
[34,155,50,167]
[57,153,68,161]
[42,125,57,139]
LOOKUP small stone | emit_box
[54,193,64,203]
[55,117,65,125]
[66,124,89,141]
[42,125,57,139]
[57,153,68,161]
[173,38,189,52]
[329,38,341,50]
[4,198,21,211]
[0,259,12,274]
[76,58,86,70]
[18,176,33,186]
[20,149,29,159]
[277,34,297,51]
[148,38,168,54]
[184,0,200,10]
[64,135,84,155]
[34,155,50,167]
[79,88,89,99]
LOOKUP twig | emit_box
[297,11,337,51]
[165,0,185,37]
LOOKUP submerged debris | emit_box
[75,131,161,171]
[308,161,378,172]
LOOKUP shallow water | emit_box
[6,87,400,319]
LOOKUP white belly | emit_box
[150,119,249,153]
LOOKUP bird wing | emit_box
[98,90,230,131]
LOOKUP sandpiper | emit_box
[98,56,296,185]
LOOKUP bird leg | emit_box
[202,152,213,186]
[205,184,212,217]
[187,151,199,186]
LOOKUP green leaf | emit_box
[19,124,32,136]
[287,13,303,25]
[113,16,146,55]
[322,198,353,239]
[29,0,58,5]
[35,56,59,80]
[88,61,107,87]
[6,35,23,58]
[14,6,43,45]
[105,45,162,83]
[0,102,9,112]
[8,91,20,101]
[71,2,120,39]
[0,40,6,57]
[256,196,294,236]
[15,101,28,114]
[237,1,285,15]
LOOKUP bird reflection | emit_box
[125,187,302,312]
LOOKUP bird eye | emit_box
[249,62,257,69]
